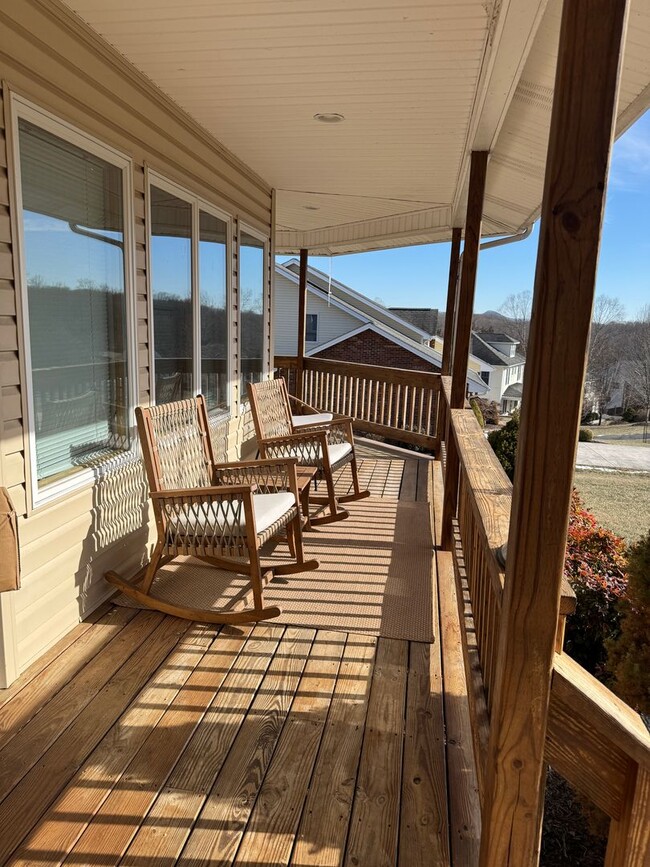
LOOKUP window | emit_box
[306,313,318,343]
[239,229,267,397]
[15,108,133,500]
[149,178,230,412]
[480,370,490,385]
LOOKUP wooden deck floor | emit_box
[0,443,479,867]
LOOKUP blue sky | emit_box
[296,110,650,319]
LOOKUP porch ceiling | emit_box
[61,0,650,254]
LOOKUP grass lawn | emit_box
[590,422,649,447]
[573,469,650,544]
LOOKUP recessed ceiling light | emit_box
[304,205,320,211]
[314,112,345,123]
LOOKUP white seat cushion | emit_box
[292,412,333,428]
[278,440,352,466]
[252,492,297,534]
[328,441,353,465]
[171,491,296,537]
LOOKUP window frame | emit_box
[146,170,233,417]
[9,93,138,511]
[237,222,270,407]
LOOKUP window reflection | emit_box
[150,186,193,403]
[200,211,228,412]
[18,118,129,488]
[240,231,265,395]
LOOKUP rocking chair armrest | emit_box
[263,429,329,448]
[151,484,257,501]
[213,459,299,495]
[215,458,299,471]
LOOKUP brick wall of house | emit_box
[312,329,438,372]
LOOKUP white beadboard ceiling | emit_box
[62,0,650,254]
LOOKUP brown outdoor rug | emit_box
[114,496,435,642]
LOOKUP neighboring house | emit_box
[274,261,489,396]
[470,332,526,413]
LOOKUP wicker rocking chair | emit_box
[105,395,318,624]
[247,378,370,526]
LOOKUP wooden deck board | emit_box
[0,605,137,750]
[8,624,221,867]
[233,631,346,866]
[344,637,408,867]
[0,615,189,864]
[0,608,155,800]
[290,633,376,867]
[0,456,480,867]
[176,628,315,865]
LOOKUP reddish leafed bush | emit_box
[564,489,628,680]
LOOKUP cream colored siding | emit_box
[0,3,272,683]
[273,270,360,356]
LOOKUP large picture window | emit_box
[239,229,267,396]
[149,179,230,412]
[16,111,133,496]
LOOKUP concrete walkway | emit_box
[576,442,650,471]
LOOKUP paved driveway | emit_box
[576,442,650,471]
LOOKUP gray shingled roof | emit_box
[471,333,525,368]
[476,331,518,344]
[388,308,438,337]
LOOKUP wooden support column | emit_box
[295,248,308,399]
[441,227,462,376]
[479,2,629,865]
[441,153,488,548]
[450,151,488,408]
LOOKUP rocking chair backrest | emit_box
[247,378,293,441]
[136,396,216,494]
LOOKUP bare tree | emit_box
[626,304,650,440]
[498,290,532,355]
[585,295,625,424]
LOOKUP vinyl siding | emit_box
[0,4,272,684]
[273,270,361,357]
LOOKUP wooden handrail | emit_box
[440,387,650,864]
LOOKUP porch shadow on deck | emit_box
[0,442,480,867]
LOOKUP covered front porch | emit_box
[0,444,480,867]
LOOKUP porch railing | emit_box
[439,380,650,864]
[274,355,440,452]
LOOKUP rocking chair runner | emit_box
[247,378,370,525]
[105,395,318,624]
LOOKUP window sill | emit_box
[30,447,139,512]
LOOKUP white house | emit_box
[274,261,490,396]
[470,332,526,413]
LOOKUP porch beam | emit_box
[479,1,629,865]
[450,152,488,408]
[296,248,308,399]
[441,227,462,377]
[442,152,488,548]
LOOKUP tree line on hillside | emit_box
[439,292,650,426]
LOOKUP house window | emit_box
[149,178,230,412]
[240,229,267,397]
[15,110,133,498]
[480,370,490,385]
[306,313,318,343]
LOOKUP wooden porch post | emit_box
[441,227,462,376]
[441,152,488,548]
[479,2,629,865]
[295,248,308,399]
